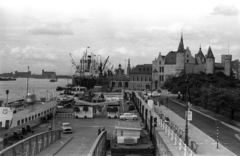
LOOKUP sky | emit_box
[0,0,240,75]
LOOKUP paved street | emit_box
[38,117,119,156]
[155,90,240,155]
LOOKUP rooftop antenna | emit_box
[228,43,229,55]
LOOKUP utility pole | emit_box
[26,66,29,99]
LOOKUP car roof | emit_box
[62,122,70,124]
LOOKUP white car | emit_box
[61,123,73,134]
[119,113,138,120]
[151,91,161,97]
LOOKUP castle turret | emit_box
[177,33,185,52]
[206,46,215,74]
[127,59,131,75]
[176,34,185,73]
[224,55,232,76]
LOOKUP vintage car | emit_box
[61,122,73,134]
[119,113,138,120]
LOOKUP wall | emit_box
[206,58,215,74]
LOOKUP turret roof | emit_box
[206,46,215,59]
[177,34,185,52]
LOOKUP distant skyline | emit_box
[0,0,240,75]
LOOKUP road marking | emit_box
[235,134,240,141]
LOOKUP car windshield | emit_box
[63,123,70,127]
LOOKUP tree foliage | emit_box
[163,72,240,119]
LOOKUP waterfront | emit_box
[0,78,71,102]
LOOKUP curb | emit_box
[170,99,240,133]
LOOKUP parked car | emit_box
[61,123,73,134]
[119,113,138,120]
[151,91,161,97]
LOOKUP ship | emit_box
[70,51,114,89]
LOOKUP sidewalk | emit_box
[154,104,237,156]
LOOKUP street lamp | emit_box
[5,90,9,107]
[185,77,190,146]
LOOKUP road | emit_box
[155,93,240,155]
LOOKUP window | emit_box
[137,76,138,81]
[143,68,145,71]
[159,67,162,73]
[21,119,24,124]
[162,67,164,73]
[141,76,142,81]
[187,55,189,58]
[133,76,135,81]
[145,76,147,81]
[32,116,34,120]
[159,61,161,64]
[187,59,189,63]
[38,113,40,117]
[29,117,31,121]
[159,75,162,82]
[139,68,141,71]
[162,75,164,82]
[121,130,123,136]
[35,114,37,118]
[17,120,20,125]
[25,118,27,122]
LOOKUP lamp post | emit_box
[185,77,190,146]
[5,90,9,107]
[26,66,29,101]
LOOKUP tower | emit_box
[224,55,232,76]
[206,46,215,74]
[127,59,131,75]
[176,33,185,74]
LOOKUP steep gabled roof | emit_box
[165,51,177,65]
[206,46,215,59]
[195,47,206,64]
[177,34,185,52]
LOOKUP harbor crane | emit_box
[69,53,79,69]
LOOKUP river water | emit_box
[0,78,71,102]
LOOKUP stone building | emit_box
[129,64,152,90]
[152,34,233,89]
[15,71,31,78]
[110,64,130,89]
[42,70,56,78]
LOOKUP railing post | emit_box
[174,134,177,145]
[171,130,174,141]
[179,139,181,150]
[184,144,187,156]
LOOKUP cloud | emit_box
[114,47,137,56]
[9,46,58,60]
[27,22,74,35]
[211,4,239,16]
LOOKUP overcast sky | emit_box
[0,0,239,75]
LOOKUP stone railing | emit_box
[127,91,197,156]
[0,130,61,156]
[87,131,107,156]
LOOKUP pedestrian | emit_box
[98,127,101,135]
